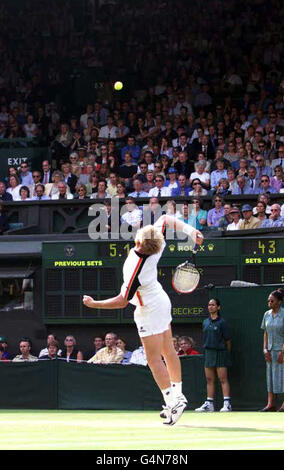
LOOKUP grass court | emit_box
[0,410,283,450]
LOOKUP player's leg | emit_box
[141,333,171,402]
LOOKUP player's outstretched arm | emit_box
[157,214,204,246]
[83,293,128,309]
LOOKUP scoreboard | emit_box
[42,237,284,324]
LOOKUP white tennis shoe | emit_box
[195,401,215,412]
[220,402,232,412]
[163,395,188,426]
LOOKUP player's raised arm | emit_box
[83,294,128,309]
[155,214,204,246]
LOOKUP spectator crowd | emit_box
[0,332,200,365]
[0,0,283,233]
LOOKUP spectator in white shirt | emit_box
[148,174,171,198]
[52,182,74,200]
[120,197,142,232]
[7,175,22,200]
[129,345,147,366]
[99,115,118,142]
[227,207,243,231]
[189,161,210,189]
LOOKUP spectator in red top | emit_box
[0,345,9,361]
[178,336,199,356]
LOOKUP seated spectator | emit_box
[258,175,278,194]
[246,166,260,192]
[39,340,60,360]
[118,151,138,181]
[121,135,141,164]
[23,114,38,138]
[6,175,22,200]
[0,201,8,234]
[116,338,132,364]
[0,181,12,201]
[15,185,31,201]
[153,160,165,179]
[61,162,78,194]
[78,163,95,186]
[142,170,155,193]
[218,203,233,230]
[89,179,110,199]
[120,197,142,231]
[0,345,9,361]
[74,184,88,199]
[0,336,13,359]
[32,184,50,200]
[86,171,99,196]
[41,160,53,185]
[45,171,68,198]
[171,174,191,197]
[52,122,73,164]
[210,159,228,190]
[85,336,105,360]
[148,174,171,198]
[227,207,243,231]
[88,332,124,364]
[61,335,83,363]
[231,175,254,195]
[187,197,207,231]
[253,154,272,179]
[136,160,148,183]
[207,196,225,227]
[212,178,231,196]
[178,336,199,356]
[142,197,165,225]
[129,345,147,366]
[113,181,127,198]
[270,165,284,192]
[160,154,171,176]
[174,151,194,179]
[238,204,261,230]
[106,172,119,197]
[172,335,180,354]
[260,204,284,228]
[52,182,74,200]
[236,158,249,178]
[254,201,269,222]
[224,142,239,164]
[189,161,210,189]
[188,178,208,196]
[253,193,271,217]
[194,152,211,173]
[128,178,149,198]
[164,168,180,192]
[19,162,33,186]
[13,338,38,362]
[98,115,118,142]
[271,145,284,170]
[39,334,62,358]
[142,151,155,172]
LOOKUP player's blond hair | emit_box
[135,225,164,255]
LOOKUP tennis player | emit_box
[83,214,203,425]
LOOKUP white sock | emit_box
[171,381,182,400]
[224,397,231,402]
[162,387,172,407]
[207,397,214,402]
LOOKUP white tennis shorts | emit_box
[134,290,172,338]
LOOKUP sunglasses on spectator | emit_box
[192,182,201,186]
[256,159,263,162]
[32,174,41,178]
[261,179,269,182]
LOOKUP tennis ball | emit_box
[114,81,123,91]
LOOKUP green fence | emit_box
[0,353,267,411]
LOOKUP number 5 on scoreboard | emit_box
[110,243,117,257]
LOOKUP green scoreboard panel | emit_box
[42,237,284,324]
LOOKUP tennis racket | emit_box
[172,243,200,294]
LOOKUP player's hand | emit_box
[195,231,204,246]
[83,295,95,307]
[264,350,271,363]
